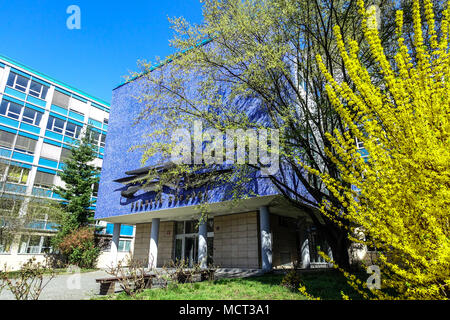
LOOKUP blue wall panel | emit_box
[38,157,58,168]
[0,148,12,157]
[19,122,41,135]
[12,152,34,163]
[44,130,63,141]
[0,116,19,128]
[50,105,68,115]
[26,95,46,108]
[68,111,84,122]
[4,87,27,100]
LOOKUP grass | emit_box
[294,269,365,300]
[96,270,365,300]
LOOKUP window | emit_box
[207,219,214,233]
[90,131,100,144]
[40,143,61,161]
[118,239,131,252]
[0,162,6,179]
[103,118,108,125]
[0,235,12,254]
[41,236,53,253]
[33,171,55,188]
[18,235,53,254]
[307,226,331,264]
[22,107,42,126]
[0,198,22,215]
[355,137,364,149]
[28,80,48,100]
[52,91,70,109]
[185,221,198,234]
[92,182,99,197]
[7,72,30,92]
[0,100,23,120]
[60,147,72,162]
[0,130,16,149]
[14,135,37,154]
[6,165,29,184]
[65,122,82,138]
[100,133,106,147]
[47,116,65,133]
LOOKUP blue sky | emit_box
[0,0,204,104]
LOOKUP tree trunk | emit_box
[320,222,351,270]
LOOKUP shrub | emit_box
[106,256,151,296]
[0,257,55,300]
[57,227,100,268]
[281,270,303,291]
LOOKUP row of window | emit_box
[46,116,106,147]
[1,126,104,161]
[0,99,43,126]
[0,235,131,254]
[1,98,108,145]
[0,162,99,196]
[47,115,82,138]
[102,238,132,253]
[7,72,49,100]
[6,70,109,125]
[0,130,37,155]
[1,99,107,151]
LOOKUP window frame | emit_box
[0,100,23,120]
[100,133,106,148]
[21,107,42,126]
[18,235,53,254]
[7,72,30,93]
[6,165,30,185]
[14,135,37,155]
[33,171,55,189]
[28,80,49,100]
[64,122,82,138]
[118,239,131,252]
[46,116,65,134]
[0,130,16,149]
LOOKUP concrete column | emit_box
[300,230,310,269]
[149,218,160,269]
[198,219,208,269]
[111,223,121,266]
[259,206,272,271]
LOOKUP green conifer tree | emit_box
[52,127,100,246]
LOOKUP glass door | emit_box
[184,236,198,267]
[174,220,214,267]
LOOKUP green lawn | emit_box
[97,270,364,300]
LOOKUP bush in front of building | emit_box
[280,270,303,292]
[0,257,56,300]
[57,227,100,268]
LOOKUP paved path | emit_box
[0,270,110,300]
[0,268,265,300]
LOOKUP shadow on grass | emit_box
[217,270,367,300]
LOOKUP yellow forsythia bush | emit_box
[312,0,449,299]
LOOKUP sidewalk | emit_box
[0,270,110,300]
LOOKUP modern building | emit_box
[95,55,339,271]
[0,54,133,270]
